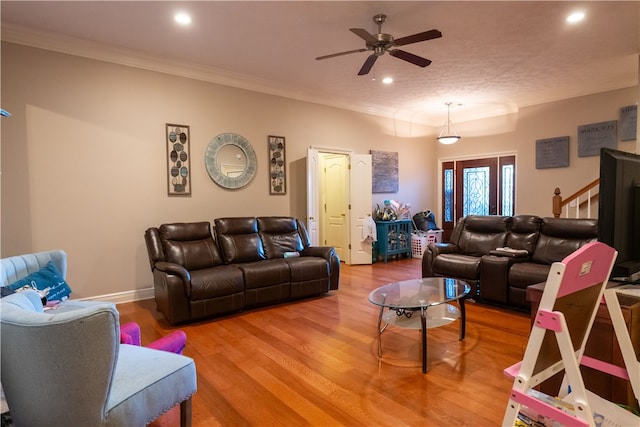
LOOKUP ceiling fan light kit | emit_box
[437,102,461,144]
[315,14,442,76]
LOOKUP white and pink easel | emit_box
[503,241,639,427]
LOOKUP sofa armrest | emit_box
[301,246,332,259]
[154,261,190,282]
[479,255,532,304]
[422,243,461,277]
[429,242,461,257]
[153,262,193,301]
[479,255,511,304]
[301,246,341,290]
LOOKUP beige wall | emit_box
[1,42,637,300]
[0,42,438,299]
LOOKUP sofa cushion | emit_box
[508,262,551,290]
[531,218,598,265]
[258,217,305,258]
[239,259,290,289]
[432,254,481,281]
[505,215,541,253]
[285,256,329,282]
[215,217,265,264]
[159,222,224,270]
[458,215,510,256]
[188,265,244,300]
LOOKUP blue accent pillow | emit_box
[6,261,72,301]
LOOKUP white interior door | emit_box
[306,148,320,246]
[349,153,373,265]
[321,153,349,262]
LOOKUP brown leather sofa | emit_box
[422,215,598,309]
[145,217,340,324]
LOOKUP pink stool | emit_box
[120,322,186,354]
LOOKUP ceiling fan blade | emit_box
[350,28,378,44]
[394,29,442,46]
[316,48,367,60]
[389,49,432,67]
[358,54,378,75]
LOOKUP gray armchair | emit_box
[0,289,197,426]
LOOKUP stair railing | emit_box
[552,178,600,218]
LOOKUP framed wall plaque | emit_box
[268,135,286,194]
[620,105,637,141]
[577,120,617,157]
[536,136,569,169]
[166,123,191,196]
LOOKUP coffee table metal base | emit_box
[376,299,466,373]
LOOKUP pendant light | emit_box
[437,102,461,144]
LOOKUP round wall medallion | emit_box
[205,133,257,189]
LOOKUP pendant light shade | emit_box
[437,102,461,144]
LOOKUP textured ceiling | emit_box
[1,1,638,126]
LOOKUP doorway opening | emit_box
[306,148,373,264]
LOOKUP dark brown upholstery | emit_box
[214,217,265,264]
[507,217,597,306]
[145,217,340,324]
[145,222,245,324]
[257,216,306,258]
[422,215,597,309]
[427,215,511,296]
[457,215,511,255]
[159,222,224,269]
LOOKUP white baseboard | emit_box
[78,287,155,304]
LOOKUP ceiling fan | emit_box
[316,14,442,76]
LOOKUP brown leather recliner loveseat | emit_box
[145,217,340,324]
[422,215,598,309]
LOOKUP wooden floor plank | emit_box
[119,258,530,426]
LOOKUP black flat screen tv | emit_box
[598,148,640,280]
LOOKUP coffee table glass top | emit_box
[368,277,470,309]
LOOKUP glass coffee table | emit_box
[368,277,471,373]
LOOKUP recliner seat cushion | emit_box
[189,265,244,300]
[508,262,551,290]
[285,257,329,282]
[432,254,481,280]
[239,259,290,289]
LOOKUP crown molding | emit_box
[1,24,412,123]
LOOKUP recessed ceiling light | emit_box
[566,11,585,23]
[175,12,192,25]
[382,77,393,84]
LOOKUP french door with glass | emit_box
[441,156,515,240]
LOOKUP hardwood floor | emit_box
[118,258,531,426]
